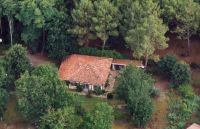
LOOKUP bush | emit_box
[93,86,105,95]
[158,55,177,79]
[39,107,82,129]
[116,65,154,127]
[128,92,153,127]
[171,62,191,86]
[150,87,160,98]
[76,84,84,92]
[167,97,199,129]
[178,84,195,99]
[107,93,114,100]
[79,47,128,59]
[0,88,9,118]
[4,44,31,80]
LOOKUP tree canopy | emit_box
[83,102,114,129]
[116,65,154,127]
[16,64,75,121]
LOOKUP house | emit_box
[59,54,143,91]
[187,123,200,129]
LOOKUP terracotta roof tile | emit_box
[59,54,113,86]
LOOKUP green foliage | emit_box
[92,0,119,49]
[114,0,135,37]
[174,0,200,51]
[158,55,177,78]
[4,44,31,80]
[0,88,9,118]
[46,10,78,60]
[178,84,195,99]
[76,84,84,92]
[124,0,168,67]
[166,95,199,129]
[127,90,154,127]
[39,107,82,129]
[83,102,114,129]
[16,0,57,51]
[116,65,154,127]
[0,64,7,89]
[93,87,105,95]
[150,87,161,98]
[71,0,95,46]
[79,47,127,59]
[171,62,191,86]
[16,64,75,121]
[116,65,154,102]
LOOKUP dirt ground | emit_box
[27,53,52,66]
[0,123,34,129]
[155,35,200,64]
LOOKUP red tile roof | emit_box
[187,124,200,129]
[59,54,113,86]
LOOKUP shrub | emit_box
[93,86,105,95]
[150,87,160,98]
[39,107,82,129]
[107,93,114,100]
[0,88,9,118]
[116,65,154,127]
[158,55,177,79]
[4,44,31,80]
[79,47,128,59]
[128,92,153,127]
[76,84,84,92]
[178,84,195,99]
[171,62,191,86]
[83,102,114,129]
[167,97,199,129]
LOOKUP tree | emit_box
[0,0,3,35]
[157,0,179,24]
[16,64,75,121]
[174,0,200,55]
[0,88,9,118]
[46,10,77,60]
[4,44,31,80]
[92,0,119,49]
[39,107,82,129]
[127,89,153,127]
[171,61,191,86]
[158,55,177,79]
[16,0,57,53]
[114,0,139,37]
[0,65,7,89]
[116,65,154,102]
[125,0,168,68]
[116,65,154,127]
[2,0,18,46]
[71,0,95,46]
[83,102,114,129]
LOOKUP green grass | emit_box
[76,95,106,111]
[75,94,127,120]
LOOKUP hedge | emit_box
[79,47,128,59]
